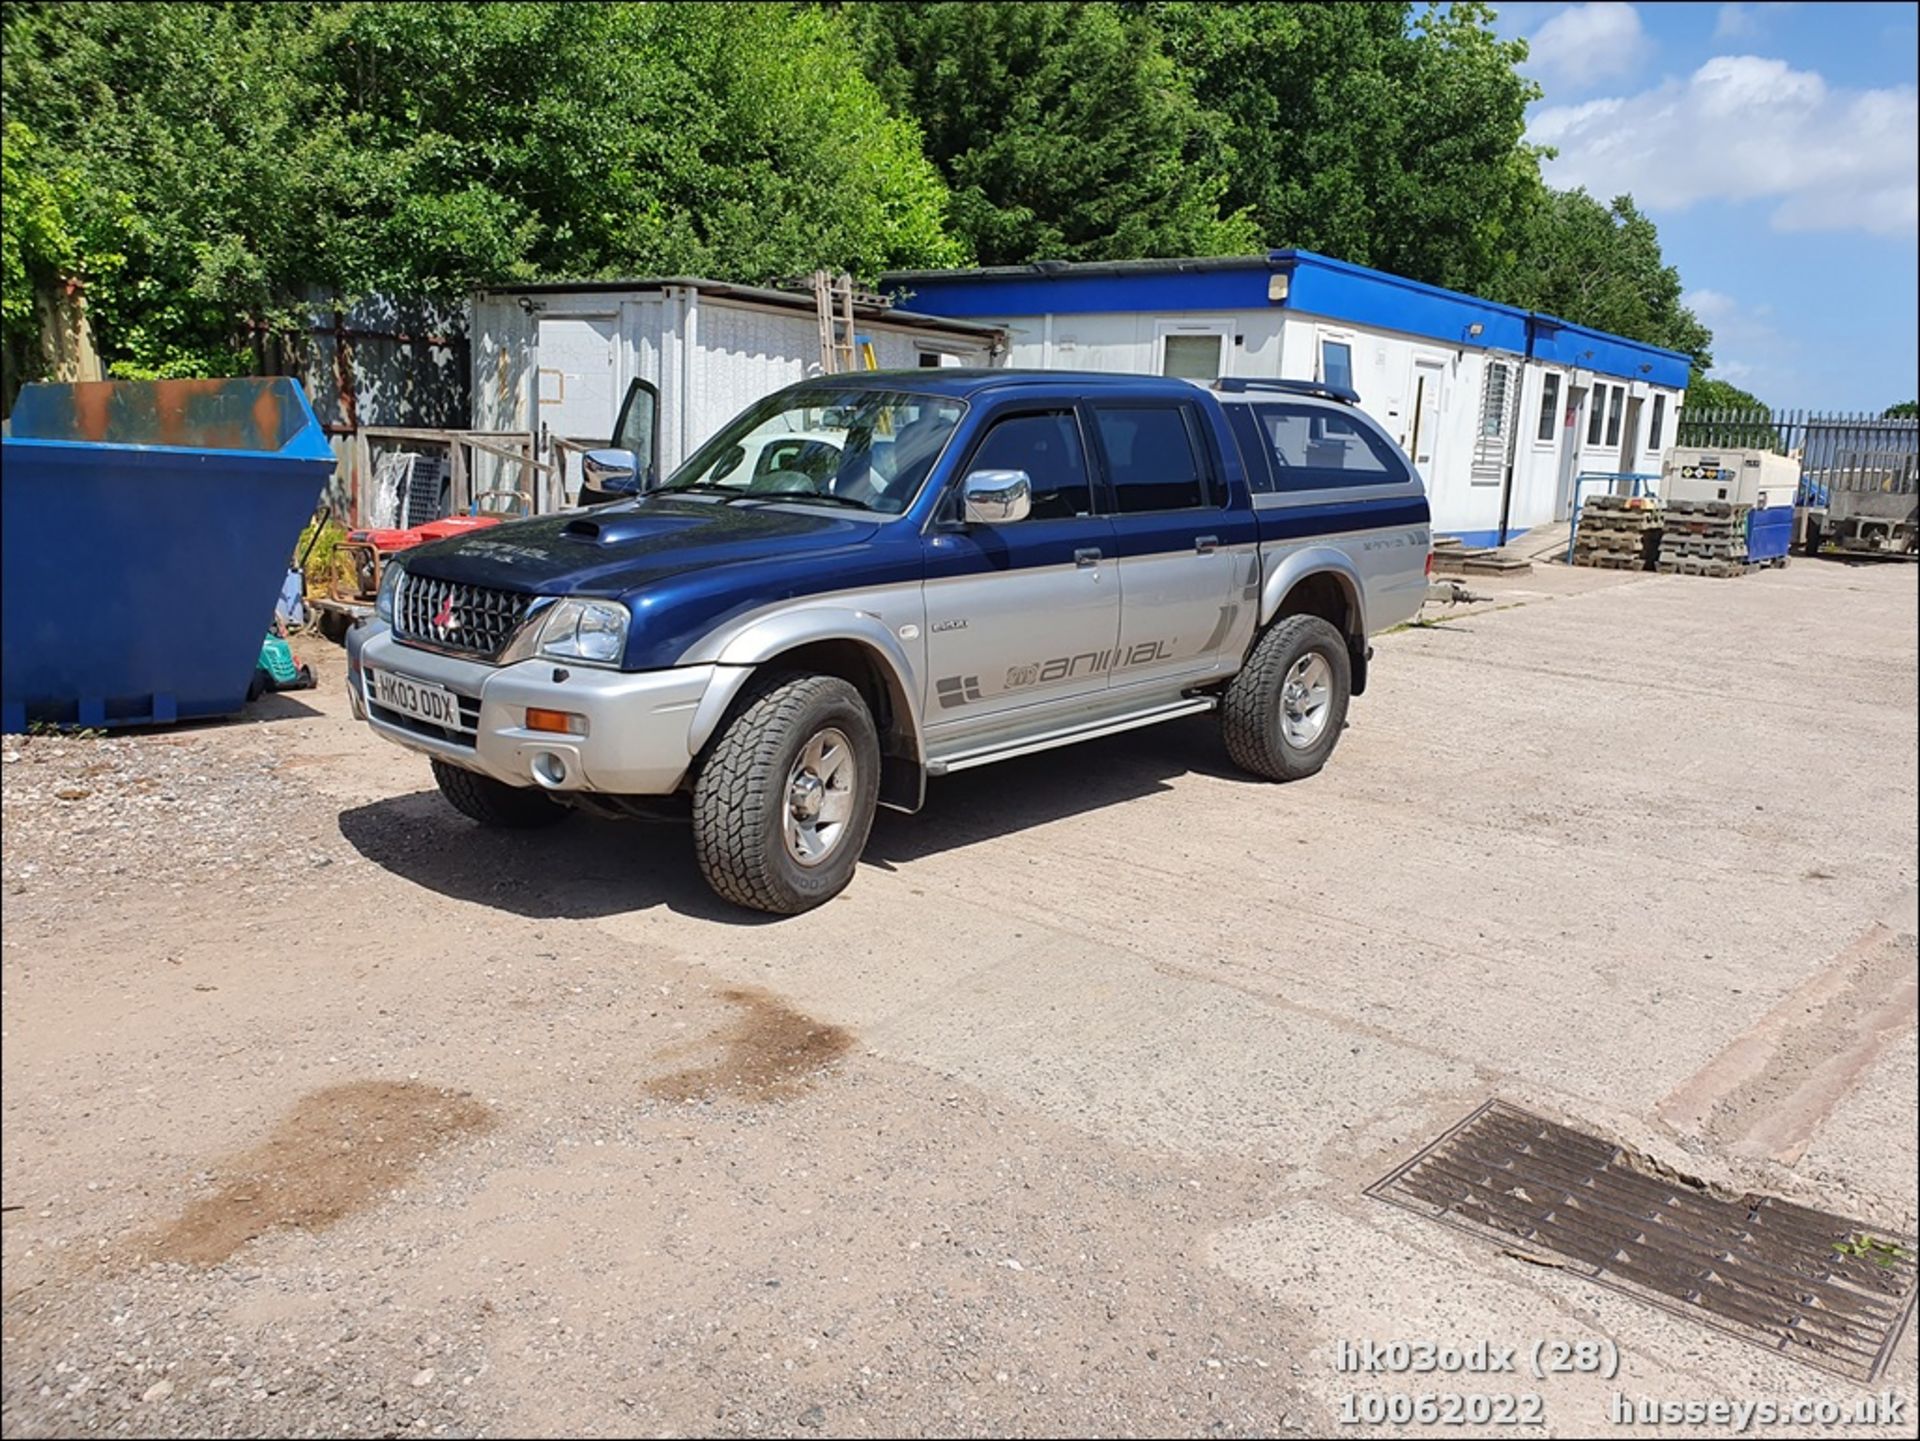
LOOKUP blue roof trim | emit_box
[1526,316,1692,389]
[890,266,1276,320]
[883,250,1692,388]
[1273,249,1530,355]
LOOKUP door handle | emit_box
[1195,534,1219,554]
[1074,547,1102,567]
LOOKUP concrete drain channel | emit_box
[1368,1100,1918,1382]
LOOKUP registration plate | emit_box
[371,669,464,729]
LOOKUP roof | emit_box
[471,275,1004,340]
[883,250,1692,389]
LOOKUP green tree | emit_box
[1147,1,1541,294]
[849,1,1257,265]
[1884,401,1918,418]
[2,1,965,380]
[1500,190,1713,367]
[317,1,964,291]
[1686,374,1769,411]
[1,118,128,394]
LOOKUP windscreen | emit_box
[659,388,966,514]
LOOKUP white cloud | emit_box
[1681,288,1799,397]
[1714,3,1794,41]
[1529,56,1920,235]
[1524,4,1655,89]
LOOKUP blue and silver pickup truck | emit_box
[348,371,1431,913]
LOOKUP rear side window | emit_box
[1251,402,1410,491]
[966,410,1092,519]
[1089,404,1210,512]
[1226,407,1276,493]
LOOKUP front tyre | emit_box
[431,758,569,828]
[1221,615,1353,781]
[693,674,881,915]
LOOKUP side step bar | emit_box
[926,696,1218,776]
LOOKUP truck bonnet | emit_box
[390,496,881,597]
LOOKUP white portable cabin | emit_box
[884,252,1692,547]
[470,277,1004,499]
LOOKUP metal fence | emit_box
[1677,407,1919,498]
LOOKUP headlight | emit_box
[537,598,629,665]
[375,559,406,623]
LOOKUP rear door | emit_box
[1087,399,1254,693]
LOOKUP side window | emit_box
[1586,389,1607,446]
[1090,404,1209,513]
[1226,406,1275,493]
[964,411,1092,520]
[1253,402,1409,491]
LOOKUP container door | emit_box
[1556,386,1588,519]
[1409,359,1444,487]
[536,315,619,495]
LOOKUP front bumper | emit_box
[348,624,720,795]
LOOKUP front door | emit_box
[536,315,619,493]
[1409,360,1444,487]
[921,409,1120,733]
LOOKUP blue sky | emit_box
[1490,2,1918,410]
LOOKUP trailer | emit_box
[1804,449,1918,557]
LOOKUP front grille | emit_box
[393,572,533,659]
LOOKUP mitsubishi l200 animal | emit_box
[347,371,1433,913]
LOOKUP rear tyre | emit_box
[431,758,568,828]
[1221,615,1352,782]
[693,674,880,915]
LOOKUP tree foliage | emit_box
[1686,374,1771,411]
[1147,1,1542,295]
[850,1,1257,265]
[1500,191,1713,368]
[3,0,1721,391]
[1,0,963,382]
[1884,401,1918,418]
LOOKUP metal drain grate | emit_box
[1368,1100,1918,1382]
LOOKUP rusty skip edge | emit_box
[10,377,310,452]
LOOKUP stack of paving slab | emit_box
[1430,535,1533,576]
[1656,498,1763,577]
[1572,494,1664,570]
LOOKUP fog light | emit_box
[526,707,586,735]
[532,752,569,787]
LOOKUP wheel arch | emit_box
[690,611,926,812]
[1256,549,1371,695]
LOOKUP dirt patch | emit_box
[140,1080,493,1265]
[647,988,852,1103]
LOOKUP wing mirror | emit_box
[962,469,1032,525]
[581,448,642,501]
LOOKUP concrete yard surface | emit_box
[3,558,1916,1437]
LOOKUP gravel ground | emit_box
[2,727,344,904]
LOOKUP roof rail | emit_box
[1213,377,1360,406]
